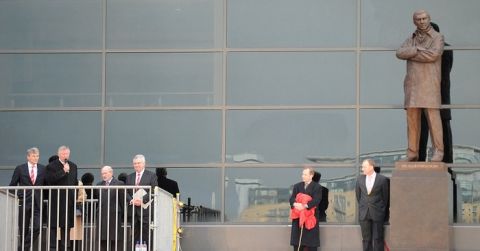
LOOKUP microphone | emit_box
[64,159,69,173]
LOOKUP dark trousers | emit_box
[419,111,453,163]
[49,227,70,251]
[101,240,123,251]
[18,204,40,251]
[293,246,317,251]
[359,210,384,251]
[132,215,150,248]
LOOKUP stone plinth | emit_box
[390,162,450,251]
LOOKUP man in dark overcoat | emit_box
[46,145,78,251]
[290,167,322,251]
[96,165,125,251]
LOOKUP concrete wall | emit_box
[181,225,480,251]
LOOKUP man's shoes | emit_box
[431,150,444,162]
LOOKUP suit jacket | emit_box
[95,178,125,240]
[318,186,329,222]
[289,181,322,247]
[125,169,158,218]
[45,159,78,228]
[157,176,179,197]
[355,173,389,222]
[9,163,46,209]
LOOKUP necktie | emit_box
[105,181,110,186]
[135,173,141,186]
[30,165,36,184]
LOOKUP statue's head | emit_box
[413,10,431,31]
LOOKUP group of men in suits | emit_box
[10,147,159,251]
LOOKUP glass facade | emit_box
[1,0,480,225]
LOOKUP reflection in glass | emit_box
[452,168,480,224]
[224,167,356,223]
[167,167,222,223]
[0,111,101,166]
[360,109,407,165]
[106,53,223,106]
[105,111,221,165]
[227,52,356,105]
[227,110,356,163]
[0,54,102,108]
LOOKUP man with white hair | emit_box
[125,154,157,248]
[96,165,125,251]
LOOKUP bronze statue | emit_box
[396,10,444,162]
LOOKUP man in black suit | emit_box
[312,171,329,222]
[290,166,322,251]
[419,22,454,163]
[45,145,78,251]
[96,165,125,251]
[356,159,389,251]
[126,154,158,248]
[9,147,46,251]
[156,168,179,197]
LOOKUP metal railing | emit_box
[0,186,181,251]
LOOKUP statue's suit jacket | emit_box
[355,174,389,222]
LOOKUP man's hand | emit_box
[130,198,142,206]
[63,162,70,173]
[293,202,305,210]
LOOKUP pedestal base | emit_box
[390,162,450,251]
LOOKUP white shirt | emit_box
[366,172,376,194]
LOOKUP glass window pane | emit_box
[453,168,480,224]
[227,52,356,105]
[362,0,480,47]
[106,53,223,106]
[105,111,221,165]
[0,111,101,166]
[360,109,407,165]
[0,0,102,49]
[0,54,102,108]
[228,0,356,48]
[450,109,480,164]
[227,110,356,163]
[360,51,405,105]
[106,0,223,49]
[77,166,222,223]
[450,51,480,105]
[168,167,222,223]
[225,167,356,223]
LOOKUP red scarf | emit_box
[290,193,317,230]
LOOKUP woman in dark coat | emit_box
[290,167,322,251]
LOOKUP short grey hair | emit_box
[58,145,70,153]
[413,9,430,20]
[133,154,146,164]
[26,147,39,156]
[101,165,113,173]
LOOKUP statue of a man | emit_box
[396,10,444,162]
